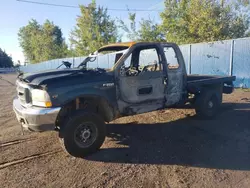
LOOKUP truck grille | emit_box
[16,81,31,105]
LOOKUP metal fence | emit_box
[0,67,17,74]
[20,37,250,88]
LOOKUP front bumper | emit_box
[13,98,61,131]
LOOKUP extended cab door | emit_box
[116,44,166,115]
[162,44,186,106]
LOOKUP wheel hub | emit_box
[74,122,98,148]
[208,101,214,108]
[81,129,91,141]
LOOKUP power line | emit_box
[17,0,79,8]
[16,0,164,12]
[140,1,164,17]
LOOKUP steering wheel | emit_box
[142,65,149,72]
[126,67,139,76]
[141,63,158,72]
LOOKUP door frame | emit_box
[114,43,168,114]
[160,43,187,106]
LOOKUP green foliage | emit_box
[0,48,13,67]
[16,0,250,64]
[70,1,119,56]
[119,12,139,41]
[236,0,250,6]
[119,13,165,42]
[161,0,250,44]
[138,19,165,42]
[18,19,69,64]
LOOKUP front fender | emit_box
[49,84,118,121]
[52,84,116,106]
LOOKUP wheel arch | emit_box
[56,94,119,128]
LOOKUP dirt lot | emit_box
[1,74,250,188]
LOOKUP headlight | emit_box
[31,89,52,107]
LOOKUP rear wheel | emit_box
[195,90,221,118]
[59,111,106,157]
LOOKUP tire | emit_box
[195,90,221,119]
[60,111,106,157]
[58,137,68,154]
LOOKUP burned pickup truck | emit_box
[13,42,235,157]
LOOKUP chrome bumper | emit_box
[13,98,61,132]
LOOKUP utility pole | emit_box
[221,0,225,7]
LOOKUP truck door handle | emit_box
[138,86,153,95]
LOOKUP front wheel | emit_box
[60,112,106,157]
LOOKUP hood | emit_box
[19,68,112,86]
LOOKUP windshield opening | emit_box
[78,48,129,70]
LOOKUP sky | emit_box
[0,0,164,64]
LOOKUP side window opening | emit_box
[123,53,132,68]
[120,46,162,77]
[139,48,158,66]
[138,47,161,72]
[164,47,179,69]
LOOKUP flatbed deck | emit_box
[187,75,236,94]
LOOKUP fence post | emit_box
[188,44,192,74]
[229,39,234,76]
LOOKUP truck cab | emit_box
[113,42,186,115]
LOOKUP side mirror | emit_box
[62,61,72,68]
[89,51,98,56]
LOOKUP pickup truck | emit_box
[13,42,236,157]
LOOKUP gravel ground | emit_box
[1,73,250,188]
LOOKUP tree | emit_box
[18,19,68,63]
[119,12,139,41]
[138,19,165,42]
[119,12,165,42]
[0,48,13,68]
[70,0,119,56]
[161,0,250,44]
